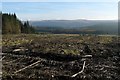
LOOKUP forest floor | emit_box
[1,34,120,80]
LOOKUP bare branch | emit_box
[14,60,41,74]
[0,56,5,61]
[71,61,86,78]
[82,55,92,58]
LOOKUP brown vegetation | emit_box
[2,34,120,80]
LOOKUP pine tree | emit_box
[2,13,36,34]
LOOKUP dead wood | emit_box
[0,56,5,61]
[14,60,41,74]
[71,61,86,77]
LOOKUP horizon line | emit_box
[22,19,118,21]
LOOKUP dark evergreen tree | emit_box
[2,13,35,34]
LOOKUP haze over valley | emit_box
[29,19,118,35]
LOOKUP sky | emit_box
[2,0,119,2]
[1,1,118,21]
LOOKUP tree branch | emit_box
[71,61,86,77]
[14,60,41,74]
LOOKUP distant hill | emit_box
[80,21,118,35]
[30,19,96,28]
[29,20,118,35]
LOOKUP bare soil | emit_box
[2,34,120,80]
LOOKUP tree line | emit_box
[2,13,35,34]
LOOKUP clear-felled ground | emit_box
[2,34,120,80]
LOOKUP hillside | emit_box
[30,20,118,35]
[29,20,95,28]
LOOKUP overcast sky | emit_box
[1,0,118,21]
